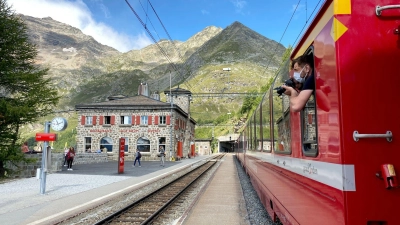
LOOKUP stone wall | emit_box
[5,153,108,179]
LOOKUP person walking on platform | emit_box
[159,146,165,167]
[133,149,141,167]
[66,147,75,171]
[63,147,69,166]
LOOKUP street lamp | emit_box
[227,112,232,133]
[223,68,231,90]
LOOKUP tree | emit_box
[0,0,60,177]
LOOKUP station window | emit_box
[141,116,148,125]
[84,137,92,151]
[120,116,131,125]
[158,137,166,153]
[85,116,93,125]
[104,116,111,125]
[137,137,150,152]
[159,116,166,125]
[100,137,113,152]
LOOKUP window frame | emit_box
[104,116,111,125]
[85,116,93,125]
[120,115,131,125]
[84,137,92,151]
[141,115,148,125]
[159,115,166,125]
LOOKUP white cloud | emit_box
[6,0,152,52]
[231,0,247,13]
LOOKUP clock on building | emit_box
[51,117,68,131]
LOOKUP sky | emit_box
[6,0,324,53]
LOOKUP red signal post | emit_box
[118,138,125,174]
[35,133,57,142]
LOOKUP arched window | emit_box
[100,137,113,152]
[137,137,150,152]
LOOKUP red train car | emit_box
[237,0,400,224]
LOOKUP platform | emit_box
[0,156,213,225]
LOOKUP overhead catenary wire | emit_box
[145,0,194,90]
[124,0,192,90]
[260,0,324,84]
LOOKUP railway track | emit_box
[94,154,225,225]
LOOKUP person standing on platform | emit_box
[66,147,75,171]
[63,147,69,166]
[159,146,165,167]
[21,142,29,154]
[133,149,141,167]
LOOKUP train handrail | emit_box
[353,131,392,142]
[376,5,400,16]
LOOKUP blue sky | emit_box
[7,0,324,52]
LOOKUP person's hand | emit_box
[282,85,295,96]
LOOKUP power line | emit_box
[124,0,192,90]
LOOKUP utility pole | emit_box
[40,121,51,194]
[169,71,173,161]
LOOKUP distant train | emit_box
[236,0,400,224]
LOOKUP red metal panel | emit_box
[111,116,115,125]
[136,115,140,125]
[118,138,125,174]
[81,116,85,125]
[177,141,183,157]
[333,1,400,224]
[154,115,159,125]
[35,133,57,141]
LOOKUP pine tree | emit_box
[0,0,60,177]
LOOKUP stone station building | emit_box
[75,87,196,161]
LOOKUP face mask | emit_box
[293,67,305,83]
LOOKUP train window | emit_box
[261,91,272,152]
[301,48,318,157]
[272,59,292,155]
[255,107,261,151]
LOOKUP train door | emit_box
[334,1,400,223]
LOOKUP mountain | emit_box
[20,15,286,139]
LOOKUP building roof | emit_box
[164,87,191,96]
[75,95,196,124]
[76,95,169,108]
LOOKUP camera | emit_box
[274,78,296,96]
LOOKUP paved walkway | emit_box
[0,156,213,225]
[182,154,249,225]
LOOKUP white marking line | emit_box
[27,160,207,225]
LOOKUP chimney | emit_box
[138,82,149,96]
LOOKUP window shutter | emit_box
[175,119,178,130]
[99,116,103,125]
[166,115,170,125]
[81,116,85,125]
[111,116,115,125]
[148,115,152,125]
[154,116,159,125]
[136,115,140,125]
[92,116,97,125]
[131,115,135,125]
